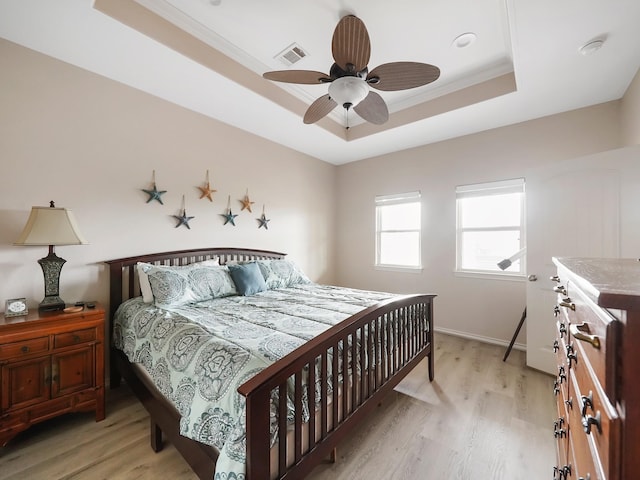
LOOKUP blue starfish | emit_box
[257,213,270,230]
[173,210,194,229]
[142,184,167,204]
[221,209,238,226]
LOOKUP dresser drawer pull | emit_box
[578,475,591,480]
[550,275,560,283]
[553,464,572,479]
[570,323,601,349]
[559,299,576,311]
[566,344,578,367]
[557,365,566,384]
[582,411,601,435]
[581,391,593,416]
[553,285,568,296]
[553,305,560,317]
[553,340,559,353]
[558,322,567,338]
[21,346,30,353]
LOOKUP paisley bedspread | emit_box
[113,283,393,479]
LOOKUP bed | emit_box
[106,247,435,479]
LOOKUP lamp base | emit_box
[38,247,67,313]
[39,296,66,312]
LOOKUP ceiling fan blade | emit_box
[353,91,389,125]
[367,62,440,91]
[304,94,338,124]
[263,70,332,85]
[331,15,371,73]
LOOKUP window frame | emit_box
[374,191,422,270]
[455,178,525,277]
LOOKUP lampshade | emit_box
[328,76,369,109]
[15,205,88,246]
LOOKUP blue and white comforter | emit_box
[113,284,393,479]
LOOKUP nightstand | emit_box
[0,304,105,447]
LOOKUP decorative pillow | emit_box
[137,258,219,303]
[139,262,236,308]
[256,259,311,289]
[228,262,268,296]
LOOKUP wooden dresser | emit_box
[551,257,640,480]
[0,305,105,446]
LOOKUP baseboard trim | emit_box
[434,326,526,352]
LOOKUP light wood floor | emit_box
[0,333,555,480]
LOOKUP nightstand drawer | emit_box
[0,337,49,360]
[54,328,96,349]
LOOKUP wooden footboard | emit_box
[239,294,435,479]
[106,248,435,480]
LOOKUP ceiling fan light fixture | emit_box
[328,76,369,109]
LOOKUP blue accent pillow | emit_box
[228,262,268,296]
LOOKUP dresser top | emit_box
[553,257,640,310]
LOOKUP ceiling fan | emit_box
[263,14,440,126]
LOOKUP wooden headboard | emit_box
[104,247,286,325]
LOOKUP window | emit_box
[456,178,525,275]
[375,191,421,269]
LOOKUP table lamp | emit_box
[14,201,88,312]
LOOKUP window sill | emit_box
[454,270,526,282]
[375,265,423,274]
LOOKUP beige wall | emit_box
[0,39,337,313]
[621,67,640,146]
[335,102,623,346]
[2,37,638,352]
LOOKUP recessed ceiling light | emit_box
[452,32,477,48]
[579,39,604,56]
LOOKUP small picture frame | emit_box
[5,298,28,317]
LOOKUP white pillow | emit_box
[136,257,219,303]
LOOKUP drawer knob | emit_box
[582,411,602,435]
[553,306,560,318]
[553,381,560,396]
[565,397,573,410]
[553,340,559,353]
[21,345,30,353]
[550,275,561,283]
[570,323,600,349]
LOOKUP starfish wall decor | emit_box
[173,195,194,229]
[240,188,255,212]
[220,195,238,226]
[142,170,167,204]
[198,169,216,201]
[257,205,270,230]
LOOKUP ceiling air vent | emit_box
[275,43,308,66]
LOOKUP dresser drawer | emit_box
[561,282,619,401]
[54,328,96,349]
[572,358,620,479]
[0,337,49,360]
